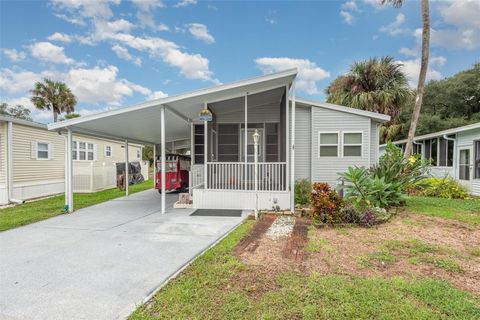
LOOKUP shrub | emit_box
[295,179,311,206]
[415,177,469,199]
[339,205,362,224]
[339,167,404,208]
[370,142,430,191]
[309,182,344,223]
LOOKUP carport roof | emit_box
[48,69,298,144]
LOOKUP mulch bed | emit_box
[283,217,310,262]
[234,214,277,255]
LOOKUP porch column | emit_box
[285,84,289,192]
[244,93,248,190]
[290,80,296,212]
[204,102,208,189]
[153,143,156,188]
[190,121,194,196]
[66,128,73,212]
[161,105,166,214]
[125,140,129,196]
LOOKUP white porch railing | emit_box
[190,164,205,190]
[206,162,287,191]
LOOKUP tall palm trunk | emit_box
[53,109,58,122]
[404,0,429,156]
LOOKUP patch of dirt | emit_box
[283,217,309,262]
[234,214,277,255]
[233,210,480,297]
[304,211,480,295]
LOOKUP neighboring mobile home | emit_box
[0,116,147,205]
[379,122,480,196]
[49,69,390,212]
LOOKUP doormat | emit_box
[190,209,242,217]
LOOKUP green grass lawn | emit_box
[0,178,153,232]
[406,196,480,225]
[130,220,480,320]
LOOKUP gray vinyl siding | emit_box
[311,107,371,187]
[370,121,380,164]
[294,106,311,180]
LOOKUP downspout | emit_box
[7,121,24,204]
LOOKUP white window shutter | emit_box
[49,143,54,160]
[94,144,98,161]
[31,141,37,159]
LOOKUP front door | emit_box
[240,128,264,162]
[458,147,472,190]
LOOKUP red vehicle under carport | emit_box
[155,154,190,193]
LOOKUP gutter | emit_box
[7,121,25,204]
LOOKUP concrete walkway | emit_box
[0,190,247,320]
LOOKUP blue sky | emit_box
[1,0,479,123]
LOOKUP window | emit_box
[430,138,438,166]
[73,141,95,161]
[459,149,470,180]
[438,137,454,167]
[475,141,480,179]
[105,145,112,157]
[413,143,422,155]
[343,132,362,157]
[136,149,141,159]
[194,124,204,164]
[37,142,49,159]
[318,132,339,157]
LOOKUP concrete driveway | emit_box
[0,190,247,320]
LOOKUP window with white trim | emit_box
[318,132,339,157]
[343,132,362,157]
[105,145,112,157]
[37,142,49,159]
[73,141,96,161]
[136,149,141,159]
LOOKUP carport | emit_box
[48,69,297,213]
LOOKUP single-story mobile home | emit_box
[48,69,390,212]
[0,116,148,205]
[379,122,480,196]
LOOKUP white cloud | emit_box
[66,65,149,105]
[399,47,417,57]
[175,0,197,8]
[186,23,215,44]
[340,10,355,25]
[50,0,120,21]
[148,90,168,100]
[342,1,359,11]
[430,27,480,50]
[47,32,72,42]
[29,42,75,64]
[111,44,142,66]
[2,49,27,62]
[94,19,134,40]
[440,0,480,29]
[131,0,168,31]
[379,13,410,36]
[396,57,446,87]
[255,57,330,95]
[0,68,55,94]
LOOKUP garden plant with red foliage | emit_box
[309,182,344,223]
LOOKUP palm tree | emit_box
[382,0,430,156]
[30,78,77,122]
[326,56,412,142]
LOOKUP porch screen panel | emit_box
[217,124,239,162]
[266,123,279,162]
[194,124,204,164]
